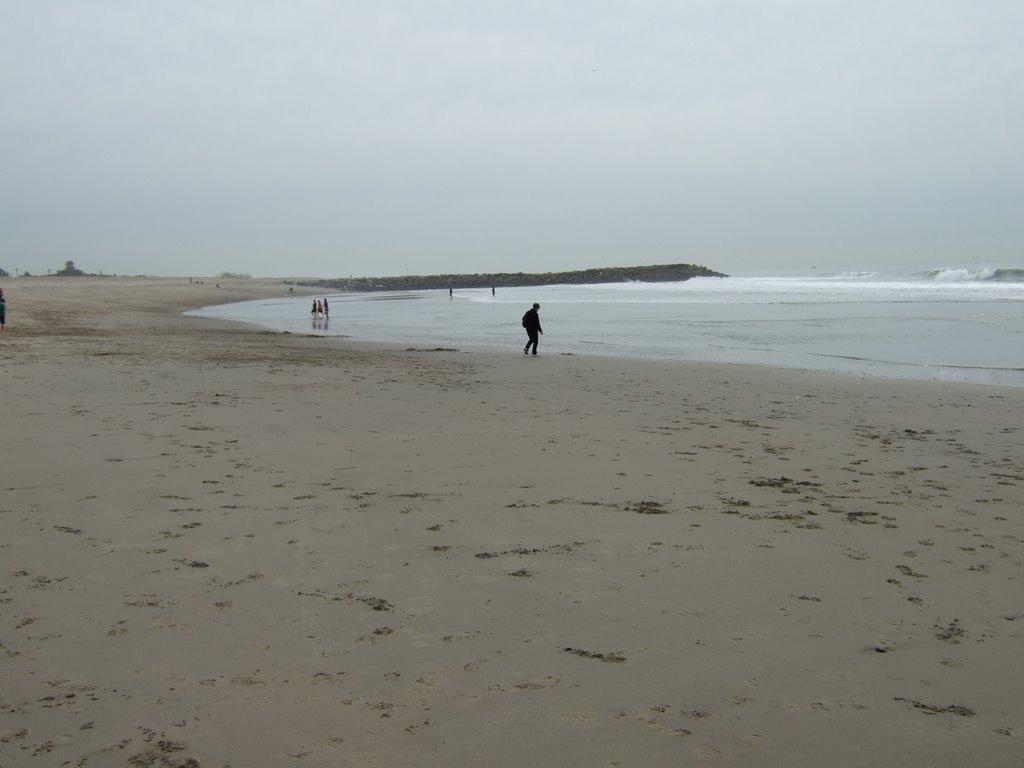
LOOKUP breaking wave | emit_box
[800,267,1023,283]
[922,267,1024,282]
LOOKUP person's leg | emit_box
[531,331,538,355]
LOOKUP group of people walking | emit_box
[311,298,329,319]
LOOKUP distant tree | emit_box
[217,271,251,279]
[0,266,9,277]
[54,260,86,276]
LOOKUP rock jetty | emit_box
[297,262,726,292]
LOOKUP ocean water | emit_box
[186,272,1024,386]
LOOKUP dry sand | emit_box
[1,277,1022,767]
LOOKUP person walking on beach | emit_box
[311,299,319,317]
[522,302,542,356]
[322,297,329,318]
[0,292,6,331]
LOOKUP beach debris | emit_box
[297,587,394,611]
[721,497,751,508]
[895,564,928,579]
[749,476,822,494]
[934,620,965,644]
[207,572,263,589]
[508,569,534,578]
[475,542,583,559]
[53,525,83,535]
[546,498,616,508]
[894,697,974,716]
[353,595,394,612]
[172,558,209,568]
[845,510,879,524]
[562,647,626,663]
[128,745,202,767]
[627,500,669,515]
[768,512,805,521]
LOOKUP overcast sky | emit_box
[2,1,1022,277]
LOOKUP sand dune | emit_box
[1,277,1022,766]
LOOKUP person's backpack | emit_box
[522,312,529,328]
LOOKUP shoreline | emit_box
[3,276,1023,766]
[186,289,1024,390]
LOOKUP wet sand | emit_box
[2,277,1022,766]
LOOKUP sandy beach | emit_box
[2,277,1022,767]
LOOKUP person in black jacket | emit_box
[522,303,542,356]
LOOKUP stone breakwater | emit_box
[294,262,727,292]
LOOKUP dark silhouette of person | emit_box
[522,303,542,356]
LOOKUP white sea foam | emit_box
[929,267,999,282]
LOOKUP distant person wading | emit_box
[522,303,542,356]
